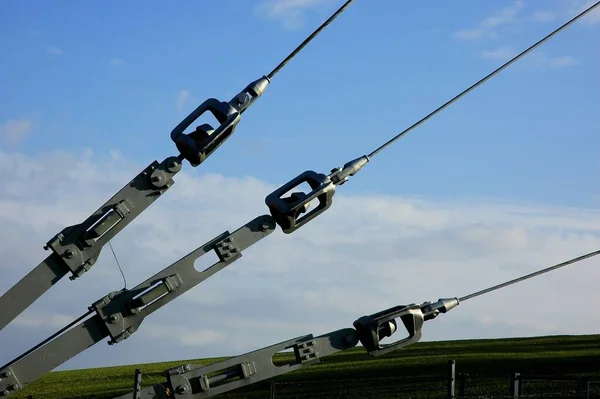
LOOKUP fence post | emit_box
[458,372,467,398]
[270,381,276,399]
[510,373,521,399]
[133,368,142,399]
[447,359,456,399]
[576,377,589,399]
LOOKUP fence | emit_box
[122,362,600,399]
[264,361,600,399]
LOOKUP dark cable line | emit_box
[267,0,355,80]
[459,249,600,302]
[109,240,127,290]
[0,309,94,370]
[367,0,600,158]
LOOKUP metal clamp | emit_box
[171,77,269,167]
[265,170,335,234]
[353,304,424,357]
[43,156,182,279]
[90,274,183,345]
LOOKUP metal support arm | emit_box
[0,75,271,333]
[113,297,460,399]
[0,156,183,332]
[0,216,276,397]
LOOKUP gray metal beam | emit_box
[0,215,276,397]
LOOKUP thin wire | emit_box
[109,240,127,289]
[266,0,355,80]
[459,249,600,302]
[1,309,95,369]
[367,0,600,158]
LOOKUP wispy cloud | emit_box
[176,89,190,111]
[255,0,337,30]
[0,149,598,370]
[0,119,34,148]
[482,46,579,68]
[454,1,525,40]
[46,46,65,55]
[481,46,516,61]
[568,0,600,25]
[109,58,125,67]
[531,10,557,22]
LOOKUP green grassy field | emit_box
[10,334,600,399]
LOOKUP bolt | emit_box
[237,93,249,105]
[151,175,160,182]
[176,385,189,394]
[183,364,190,371]
[11,384,18,390]
[65,249,75,259]
[86,258,95,266]
[108,292,115,299]
[4,372,11,378]
[167,158,181,173]
[261,222,270,231]
[109,314,119,323]
[2,389,9,396]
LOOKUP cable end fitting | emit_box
[329,155,369,186]
[247,76,270,98]
[421,297,460,321]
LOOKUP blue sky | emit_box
[2,0,599,205]
[0,0,599,376]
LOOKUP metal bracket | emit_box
[171,77,269,167]
[265,170,335,234]
[353,304,424,357]
[164,328,356,398]
[213,236,242,262]
[92,274,184,345]
[44,156,182,279]
[0,369,19,397]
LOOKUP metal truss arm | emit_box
[0,215,276,397]
[0,156,183,332]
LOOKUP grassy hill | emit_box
[10,334,600,399]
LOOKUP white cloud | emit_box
[0,149,598,371]
[13,313,79,329]
[568,0,600,25]
[482,47,579,68]
[177,89,190,111]
[481,46,517,60]
[531,10,557,22]
[255,0,337,30]
[46,46,65,55]
[0,119,33,148]
[143,324,223,346]
[454,1,525,40]
[110,58,125,67]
